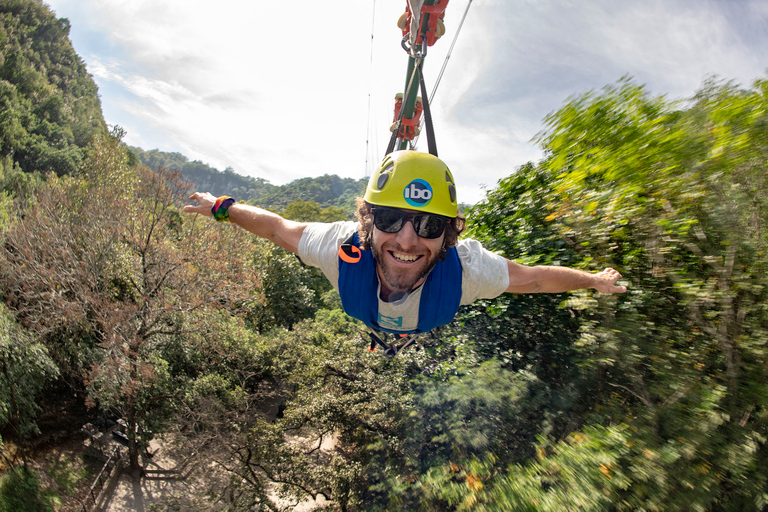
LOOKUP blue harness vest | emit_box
[337,233,463,334]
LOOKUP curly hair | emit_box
[354,197,466,261]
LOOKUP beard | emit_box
[371,238,441,293]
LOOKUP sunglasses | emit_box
[371,207,450,239]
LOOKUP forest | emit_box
[128,147,369,214]
[2,1,768,511]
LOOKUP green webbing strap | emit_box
[386,62,420,156]
[385,3,438,157]
[418,60,438,157]
[384,61,438,157]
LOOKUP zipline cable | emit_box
[413,0,473,148]
[364,0,379,177]
[430,0,473,102]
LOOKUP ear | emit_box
[438,244,448,262]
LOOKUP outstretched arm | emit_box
[505,260,626,294]
[184,192,308,255]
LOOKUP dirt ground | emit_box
[101,436,333,512]
[101,437,219,512]
[6,415,334,511]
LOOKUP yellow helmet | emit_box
[364,151,458,218]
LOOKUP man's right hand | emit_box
[183,192,217,217]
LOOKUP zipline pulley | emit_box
[398,0,450,49]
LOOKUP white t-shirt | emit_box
[298,221,509,332]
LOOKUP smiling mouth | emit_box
[390,251,422,263]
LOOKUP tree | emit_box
[463,162,583,393]
[433,75,768,511]
[0,128,260,476]
[131,147,275,202]
[0,0,107,175]
[254,174,366,212]
[532,75,768,510]
[246,242,320,332]
[0,304,58,468]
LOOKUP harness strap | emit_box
[366,329,417,357]
[338,232,462,335]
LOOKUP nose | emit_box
[394,218,419,248]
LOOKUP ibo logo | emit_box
[403,179,433,207]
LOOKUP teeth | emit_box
[393,252,419,263]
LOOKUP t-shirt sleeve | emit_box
[298,221,358,291]
[457,238,510,304]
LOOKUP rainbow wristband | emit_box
[212,196,236,222]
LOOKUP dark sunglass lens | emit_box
[414,215,447,239]
[373,208,447,238]
[374,209,405,233]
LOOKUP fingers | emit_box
[599,267,627,294]
[182,204,202,213]
[188,191,213,203]
[184,192,214,216]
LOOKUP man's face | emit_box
[370,210,445,293]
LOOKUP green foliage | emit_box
[282,198,349,222]
[0,303,58,456]
[420,361,535,454]
[0,467,56,512]
[0,154,43,203]
[427,74,768,512]
[189,373,247,411]
[0,0,107,175]
[133,147,365,217]
[421,425,632,512]
[3,17,767,509]
[223,317,411,511]
[463,163,582,391]
[1,128,263,474]
[512,75,768,511]
[131,147,273,201]
[0,190,11,235]
[254,174,366,213]
[246,242,319,332]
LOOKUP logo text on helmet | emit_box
[403,179,433,207]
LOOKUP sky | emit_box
[44,0,768,204]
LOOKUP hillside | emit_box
[129,146,275,202]
[0,0,107,175]
[251,173,367,212]
[132,146,367,212]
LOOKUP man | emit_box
[184,150,626,335]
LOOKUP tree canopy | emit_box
[132,146,367,215]
[0,0,107,176]
[1,3,768,507]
